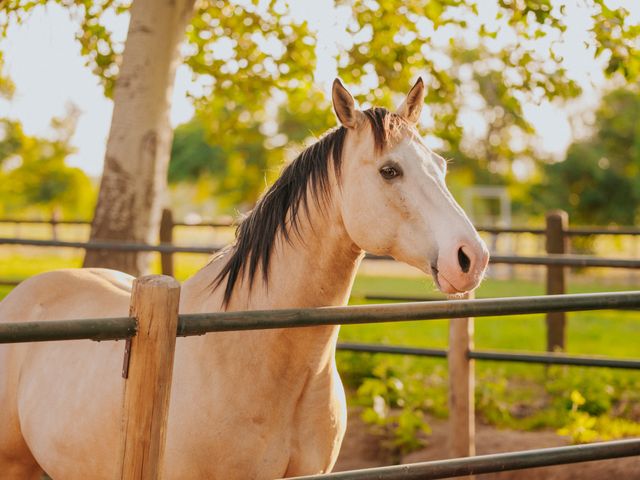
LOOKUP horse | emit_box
[0,78,489,479]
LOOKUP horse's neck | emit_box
[252,209,363,310]
[181,194,363,363]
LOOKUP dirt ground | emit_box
[334,410,640,479]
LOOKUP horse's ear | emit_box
[332,78,365,129]
[396,77,425,125]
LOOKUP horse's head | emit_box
[333,78,489,294]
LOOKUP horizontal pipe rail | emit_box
[567,226,640,236]
[2,292,639,344]
[490,254,640,268]
[361,294,640,311]
[0,218,90,225]
[337,342,448,358]
[289,438,640,480]
[0,317,135,343]
[4,237,640,268]
[336,343,640,369]
[478,226,640,236]
[0,237,221,254]
[173,221,234,228]
[176,292,640,335]
[468,350,640,369]
[477,226,545,235]
[363,294,444,302]
[4,218,640,236]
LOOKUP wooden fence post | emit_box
[448,291,475,459]
[159,209,174,277]
[545,210,568,351]
[118,275,180,480]
[50,210,60,241]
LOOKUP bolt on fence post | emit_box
[160,208,174,277]
[545,210,568,351]
[117,275,180,480]
[448,291,475,461]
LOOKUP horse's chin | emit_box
[429,266,474,297]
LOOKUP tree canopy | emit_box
[3,0,640,217]
[532,87,640,225]
[0,54,96,218]
[0,112,96,218]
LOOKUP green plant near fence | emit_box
[338,352,640,455]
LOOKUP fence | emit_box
[2,209,640,351]
[1,282,639,478]
[3,212,640,462]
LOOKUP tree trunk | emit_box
[83,0,196,276]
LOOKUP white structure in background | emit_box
[463,186,513,279]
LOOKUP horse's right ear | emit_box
[332,78,365,129]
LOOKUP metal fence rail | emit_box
[336,342,640,369]
[2,291,639,344]
[490,253,640,268]
[0,237,222,254]
[2,280,639,477]
[4,217,640,236]
[289,438,640,480]
[176,292,640,335]
[4,237,640,269]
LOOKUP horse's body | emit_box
[0,79,488,479]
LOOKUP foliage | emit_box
[558,390,640,444]
[532,87,640,224]
[337,0,638,187]
[0,108,96,218]
[169,86,335,211]
[0,52,15,99]
[4,0,640,213]
[1,0,129,97]
[351,358,446,456]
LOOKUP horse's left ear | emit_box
[396,77,425,125]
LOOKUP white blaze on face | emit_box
[390,135,489,293]
[332,77,489,294]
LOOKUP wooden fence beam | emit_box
[448,291,475,459]
[546,210,568,351]
[159,208,174,277]
[118,275,180,480]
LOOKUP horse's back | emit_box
[0,268,134,324]
[0,268,134,479]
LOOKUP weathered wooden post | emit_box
[448,291,475,459]
[50,210,60,241]
[159,209,174,277]
[118,275,180,480]
[545,210,568,351]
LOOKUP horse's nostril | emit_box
[458,247,471,273]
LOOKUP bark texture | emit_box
[83,0,196,275]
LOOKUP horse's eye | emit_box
[380,165,401,180]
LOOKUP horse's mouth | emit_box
[431,265,465,295]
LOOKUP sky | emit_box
[0,0,638,178]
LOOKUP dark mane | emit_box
[213,107,405,306]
